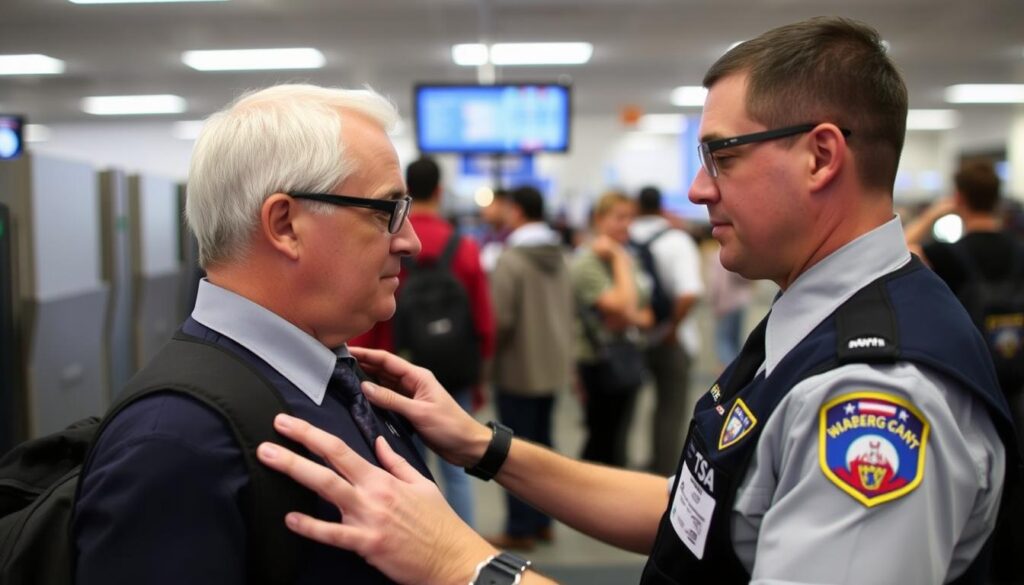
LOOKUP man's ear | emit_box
[260,193,301,260]
[806,124,847,193]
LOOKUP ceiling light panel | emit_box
[671,86,708,107]
[452,44,489,66]
[82,94,186,115]
[182,48,325,71]
[944,84,1024,104]
[489,43,592,66]
[0,54,65,75]
[69,0,226,4]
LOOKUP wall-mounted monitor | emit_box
[414,83,571,155]
[0,115,24,160]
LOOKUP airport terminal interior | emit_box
[2,1,1024,583]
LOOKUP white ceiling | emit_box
[1,0,1022,125]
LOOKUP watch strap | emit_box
[471,551,531,585]
[464,421,513,481]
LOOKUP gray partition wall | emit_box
[99,170,135,399]
[0,154,109,438]
[177,184,202,317]
[128,174,181,371]
[0,202,19,452]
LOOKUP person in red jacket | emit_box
[350,157,494,527]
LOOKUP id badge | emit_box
[669,435,718,559]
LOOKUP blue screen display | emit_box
[0,116,24,161]
[415,84,571,154]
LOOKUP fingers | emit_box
[284,512,366,551]
[349,347,412,380]
[360,381,419,418]
[373,436,423,484]
[257,441,357,506]
[271,414,377,484]
[348,348,432,397]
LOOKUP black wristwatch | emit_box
[464,421,513,481]
[470,551,531,585]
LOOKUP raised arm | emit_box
[350,346,668,552]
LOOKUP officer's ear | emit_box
[261,193,302,261]
[806,123,847,193]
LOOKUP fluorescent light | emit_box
[24,124,51,142]
[68,0,226,3]
[489,43,592,66]
[671,86,707,107]
[0,54,65,75]
[82,94,186,115]
[933,214,963,243]
[906,109,960,131]
[172,120,205,140]
[944,84,1024,104]
[637,114,687,134]
[182,48,325,71]
[451,42,592,66]
[452,44,488,66]
[475,187,495,208]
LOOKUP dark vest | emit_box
[640,258,1019,585]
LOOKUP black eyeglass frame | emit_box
[698,123,852,178]
[289,192,412,234]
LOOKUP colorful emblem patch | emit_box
[819,391,929,507]
[718,398,757,450]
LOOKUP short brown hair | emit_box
[703,17,907,192]
[955,161,1001,213]
[592,191,633,219]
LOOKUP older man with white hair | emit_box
[73,84,426,585]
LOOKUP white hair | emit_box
[185,84,400,268]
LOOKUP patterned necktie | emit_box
[329,358,382,447]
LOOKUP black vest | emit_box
[640,258,1019,585]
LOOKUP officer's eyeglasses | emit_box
[698,123,852,178]
[289,192,412,234]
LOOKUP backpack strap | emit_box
[438,231,462,269]
[86,331,315,585]
[401,231,462,272]
[643,227,671,248]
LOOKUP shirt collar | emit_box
[191,279,347,405]
[764,216,911,376]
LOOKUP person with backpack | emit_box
[486,185,574,551]
[905,160,1024,584]
[68,84,433,585]
[350,157,495,528]
[628,186,705,475]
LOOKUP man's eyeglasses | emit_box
[697,123,852,178]
[289,192,412,234]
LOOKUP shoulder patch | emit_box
[819,391,930,507]
[718,398,757,450]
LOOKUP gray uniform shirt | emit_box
[696,218,1005,584]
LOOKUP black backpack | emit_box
[949,240,1024,396]
[0,332,314,585]
[630,228,674,325]
[392,233,481,390]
